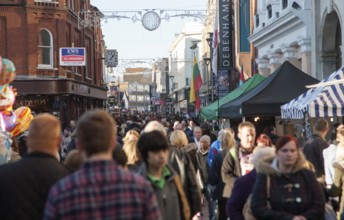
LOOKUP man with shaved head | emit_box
[0,113,68,220]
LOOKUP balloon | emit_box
[0,113,6,132]
[0,58,16,85]
[2,110,16,132]
[10,107,33,137]
[0,130,12,165]
[2,58,15,73]
[0,86,15,110]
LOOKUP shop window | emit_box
[37,29,53,68]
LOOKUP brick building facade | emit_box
[0,0,106,128]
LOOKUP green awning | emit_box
[200,74,266,120]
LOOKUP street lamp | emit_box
[203,58,211,105]
[168,73,174,113]
[205,33,214,101]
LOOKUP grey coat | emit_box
[221,145,242,198]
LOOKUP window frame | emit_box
[37,28,54,69]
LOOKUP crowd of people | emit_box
[1,109,344,220]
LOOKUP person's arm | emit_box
[221,151,237,189]
[301,170,326,219]
[226,178,246,220]
[144,182,162,220]
[329,166,343,197]
[251,174,294,220]
[207,145,217,167]
[208,153,220,186]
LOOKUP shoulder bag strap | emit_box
[173,175,191,220]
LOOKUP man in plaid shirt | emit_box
[43,110,161,220]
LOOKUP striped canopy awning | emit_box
[281,66,344,119]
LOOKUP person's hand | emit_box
[292,216,306,220]
[337,124,344,131]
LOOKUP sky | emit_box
[90,0,207,61]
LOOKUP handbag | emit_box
[242,175,271,220]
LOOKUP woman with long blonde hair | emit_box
[168,130,202,217]
[170,130,188,148]
[122,140,142,173]
[209,128,236,220]
[122,129,140,144]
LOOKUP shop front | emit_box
[12,79,107,129]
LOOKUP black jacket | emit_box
[0,152,68,220]
[303,134,329,178]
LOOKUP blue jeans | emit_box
[205,184,215,219]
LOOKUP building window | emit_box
[68,0,74,10]
[282,0,288,9]
[255,15,259,27]
[129,95,136,101]
[37,29,53,68]
[137,95,144,102]
[267,4,272,19]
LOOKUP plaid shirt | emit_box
[43,160,161,220]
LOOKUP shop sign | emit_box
[153,98,166,105]
[108,96,116,105]
[59,47,86,66]
[165,98,173,103]
[14,96,49,109]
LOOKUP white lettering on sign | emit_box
[67,49,80,54]
[219,0,232,68]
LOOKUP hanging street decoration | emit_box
[78,9,207,31]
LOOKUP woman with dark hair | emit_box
[251,135,325,220]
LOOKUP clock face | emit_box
[106,50,117,67]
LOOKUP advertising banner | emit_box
[217,69,230,98]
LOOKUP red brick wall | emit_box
[1,0,104,86]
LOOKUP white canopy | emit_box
[281,66,344,119]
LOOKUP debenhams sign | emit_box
[218,0,233,69]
